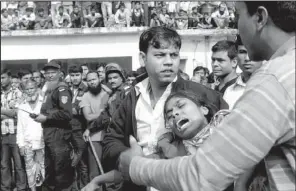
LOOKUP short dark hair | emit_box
[235,35,243,49]
[139,26,182,54]
[193,66,205,75]
[58,6,64,10]
[127,71,138,78]
[73,5,79,9]
[11,74,18,79]
[32,70,44,78]
[69,65,83,74]
[244,1,296,33]
[18,69,32,79]
[134,1,140,5]
[81,63,88,68]
[1,9,7,14]
[211,40,237,60]
[38,8,44,12]
[1,68,11,76]
[119,2,125,8]
[96,63,106,70]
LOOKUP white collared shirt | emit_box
[135,77,177,156]
[223,75,246,110]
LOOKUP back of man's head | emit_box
[244,1,296,33]
[212,40,237,60]
[139,26,182,54]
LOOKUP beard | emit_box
[44,81,59,94]
[88,84,102,95]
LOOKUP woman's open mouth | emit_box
[176,118,190,131]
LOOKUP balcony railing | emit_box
[1,27,238,38]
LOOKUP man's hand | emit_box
[34,114,47,123]
[19,147,25,156]
[83,129,90,142]
[72,108,78,115]
[118,136,144,181]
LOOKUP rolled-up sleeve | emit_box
[130,74,295,191]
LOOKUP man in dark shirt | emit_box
[34,60,74,191]
[71,5,84,28]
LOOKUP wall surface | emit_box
[1,28,237,77]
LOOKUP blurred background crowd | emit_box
[1,1,237,31]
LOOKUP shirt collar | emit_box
[270,36,296,60]
[135,76,178,96]
[235,75,246,87]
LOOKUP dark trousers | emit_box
[72,130,89,189]
[1,134,27,191]
[43,128,74,191]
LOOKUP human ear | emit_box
[201,106,209,115]
[231,58,238,68]
[139,51,146,67]
[256,6,269,31]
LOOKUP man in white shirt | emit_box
[102,26,227,191]
[223,35,263,109]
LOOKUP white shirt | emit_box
[17,97,44,150]
[135,77,176,156]
[223,75,246,110]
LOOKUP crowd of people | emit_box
[1,1,295,191]
[1,1,237,31]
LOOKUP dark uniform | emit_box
[40,81,74,191]
[69,82,89,189]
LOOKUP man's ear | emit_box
[201,106,209,116]
[139,51,146,67]
[231,58,238,68]
[256,6,269,31]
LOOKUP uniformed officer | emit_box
[34,60,74,191]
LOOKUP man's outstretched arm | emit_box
[129,76,294,191]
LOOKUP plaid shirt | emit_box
[1,86,22,135]
[129,37,295,191]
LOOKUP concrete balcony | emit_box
[1,27,238,38]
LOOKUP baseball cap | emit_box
[43,60,61,70]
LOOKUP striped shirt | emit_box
[129,36,295,191]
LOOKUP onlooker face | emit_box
[127,76,136,85]
[81,65,89,80]
[24,82,38,98]
[11,78,20,90]
[162,7,167,14]
[211,51,237,78]
[58,7,64,15]
[97,66,105,82]
[2,10,8,17]
[235,2,262,61]
[44,68,60,82]
[20,73,32,87]
[91,8,96,15]
[135,3,141,10]
[140,43,180,86]
[219,3,226,12]
[193,69,205,79]
[74,7,79,14]
[192,8,198,14]
[26,10,32,17]
[38,10,44,17]
[120,5,125,12]
[32,72,42,86]
[108,73,123,89]
[86,72,100,89]
[1,73,11,88]
[70,72,82,86]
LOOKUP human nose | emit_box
[164,55,173,66]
